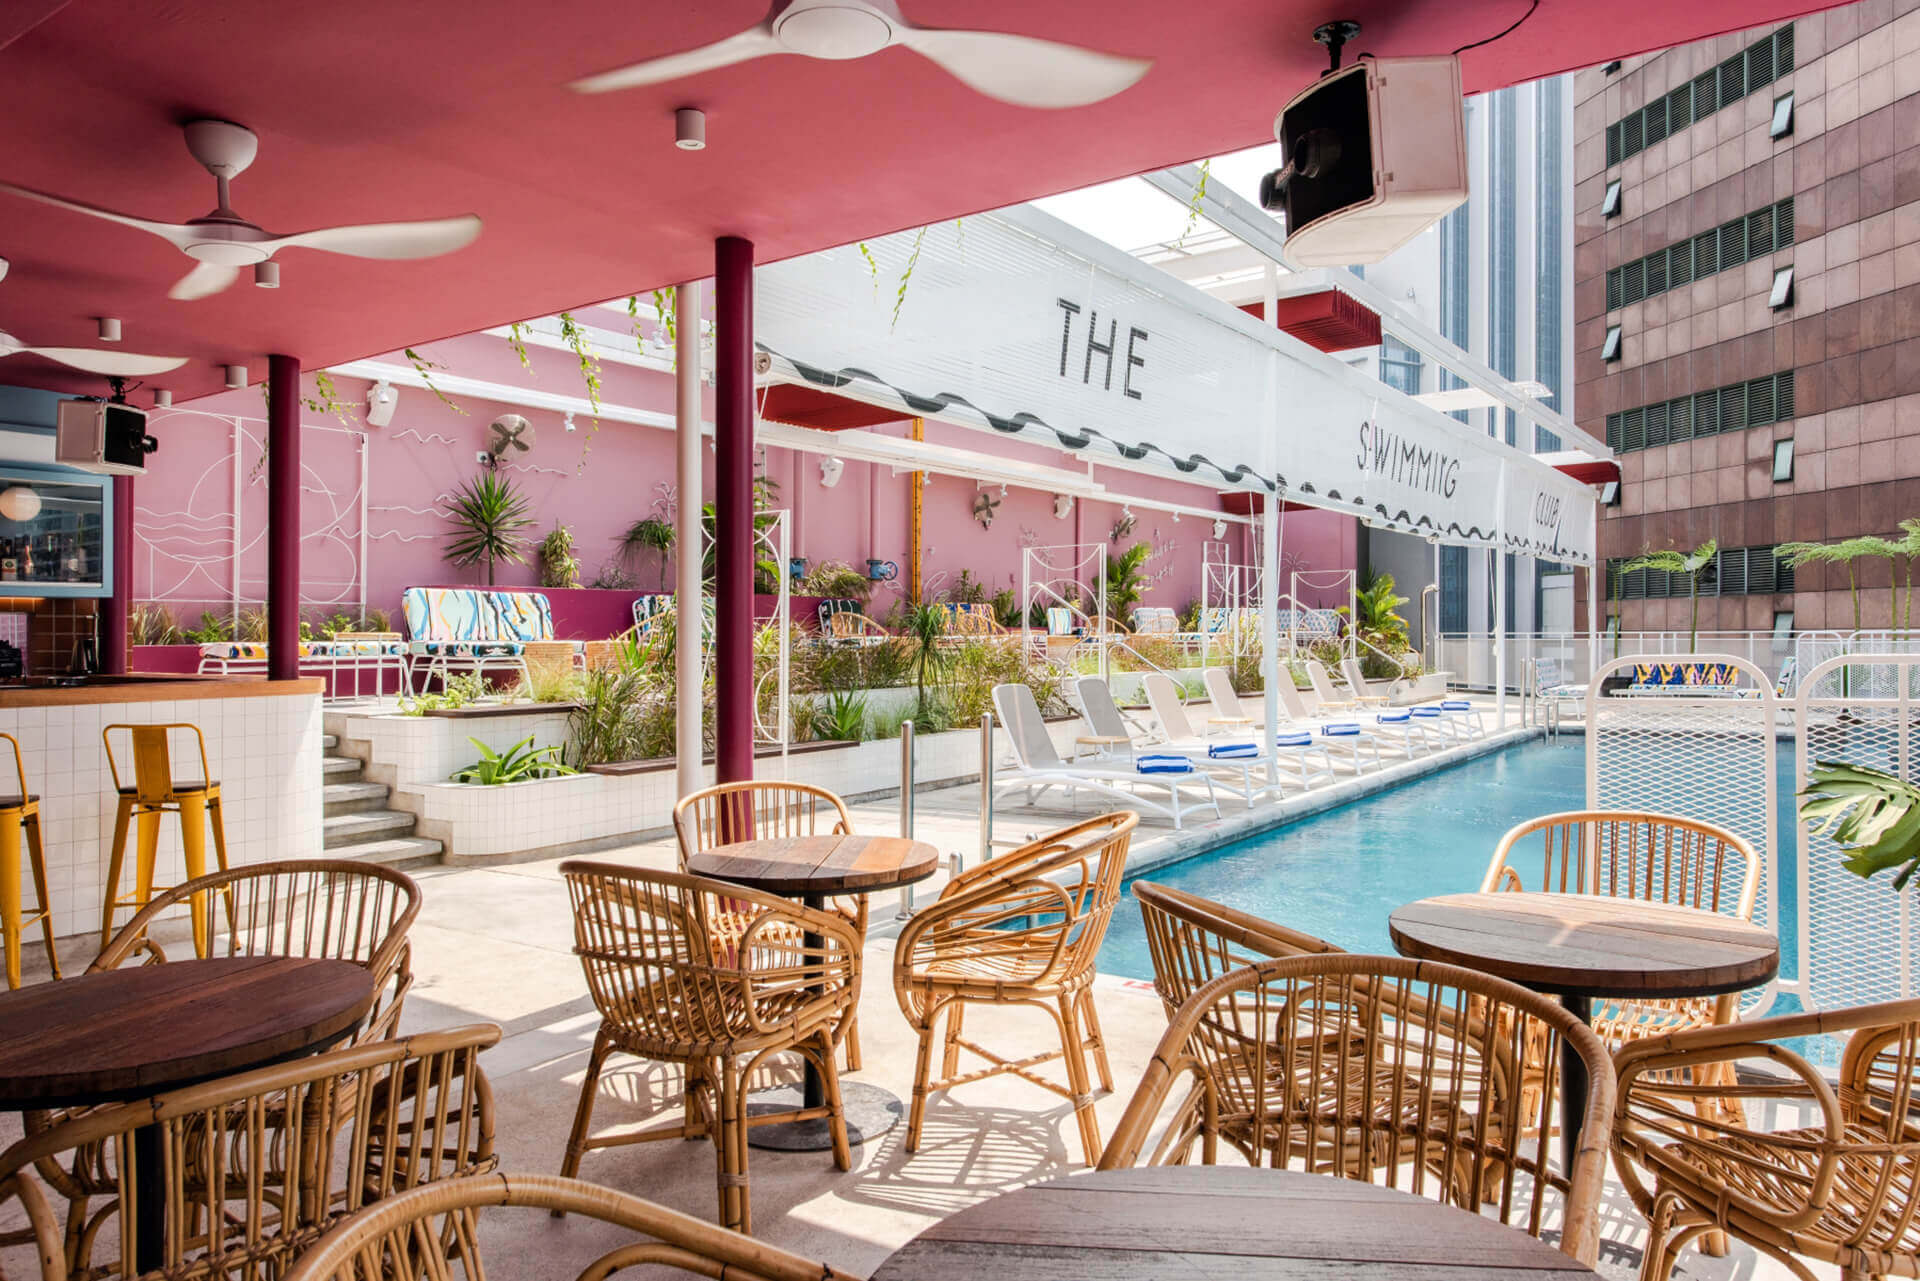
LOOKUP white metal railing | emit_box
[1437,630,1802,697]
[1586,652,1781,1016]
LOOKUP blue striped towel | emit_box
[1135,754,1193,774]
[1377,710,1412,723]
[1410,706,1443,717]
[1275,731,1314,748]
[1441,699,1473,712]
[1320,723,1361,737]
[1207,742,1259,759]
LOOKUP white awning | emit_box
[754,206,1595,563]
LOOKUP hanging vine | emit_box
[404,347,467,415]
[557,311,606,467]
[1173,158,1211,250]
[504,321,533,371]
[891,225,928,331]
[303,369,356,425]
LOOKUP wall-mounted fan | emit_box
[0,331,184,376]
[571,0,1151,109]
[485,413,535,465]
[971,488,1001,529]
[0,119,481,301]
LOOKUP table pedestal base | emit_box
[746,1081,903,1152]
[1560,992,1592,1178]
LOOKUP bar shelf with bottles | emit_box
[0,466,109,596]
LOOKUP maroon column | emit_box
[102,475,134,674]
[266,354,301,682]
[714,237,755,785]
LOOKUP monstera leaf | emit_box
[1800,761,1920,888]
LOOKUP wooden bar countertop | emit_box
[0,676,326,708]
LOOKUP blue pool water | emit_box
[1098,737,1803,984]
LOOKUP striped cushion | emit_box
[407,640,525,658]
[1135,754,1193,774]
[1441,699,1474,712]
[1320,723,1361,737]
[1275,731,1314,748]
[1377,710,1412,723]
[1207,742,1259,759]
[1410,706,1443,718]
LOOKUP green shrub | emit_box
[449,735,577,784]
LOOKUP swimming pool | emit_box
[1098,737,1802,983]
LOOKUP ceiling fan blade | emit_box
[268,215,483,261]
[896,27,1151,108]
[568,24,781,93]
[169,260,241,300]
[18,345,187,376]
[0,180,201,249]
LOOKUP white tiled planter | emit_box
[340,706,1080,865]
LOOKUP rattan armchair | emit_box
[10,860,424,1268]
[0,1024,498,1281]
[1614,997,1920,1281]
[893,811,1137,1165]
[557,862,860,1234]
[673,780,866,1070]
[1099,953,1617,1266]
[279,1171,861,1281]
[93,860,422,1044]
[1487,810,1759,1130]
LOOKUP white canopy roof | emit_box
[754,205,1595,564]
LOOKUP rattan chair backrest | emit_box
[1485,809,1759,918]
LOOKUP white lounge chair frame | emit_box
[992,683,1218,830]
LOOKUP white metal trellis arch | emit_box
[1585,651,1781,1015]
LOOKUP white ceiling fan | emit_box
[0,332,184,377]
[571,0,1153,108]
[0,119,483,302]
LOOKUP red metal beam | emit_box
[267,354,301,682]
[714,238,755,786]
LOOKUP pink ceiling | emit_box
[0,0,1844,402]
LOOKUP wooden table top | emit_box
[870,1168,1596,1281]
[1389,891,1779,999]
[687,833,941,898]
[0,956,377,1110]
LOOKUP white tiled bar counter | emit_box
[0,677,325,945]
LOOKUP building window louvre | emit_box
[1669,239,1693,287]
[1770,265,1795,309]
[1669,84,1693,132]
[1776,196,1795,248]
[1695,388,1719,436]
[1771,92,1795,139]
[1747,206,1774,259]
[1778,369,1795,417]
[1602,179,1622,217]
[1718,55,1745,109]
[1772,438,1795,482]
[1645,401,1669,445]
[1645,251,1667,295]
[1748,375,1775,425]
[1622,406,1644,448]
[1645,96,1668,145]
[1603,325,1623,362]
[1670,396,1694,440]
[1606,268,1622,310]
[1719,550,1747,596]
[1606,27,1792,160]
[1606,123,1623,166]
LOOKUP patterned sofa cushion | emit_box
[199,642,275,660]
[403,588,556,644]
[406,640,525,658]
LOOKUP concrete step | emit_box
[323,780,391,816]
[322,733,339,750]
[327,835,443,869]
[323,809,417,849]
[321,755,362,779]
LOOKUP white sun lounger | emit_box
[992,683,1219,830]
[1339,657,1399,709]
[1271,678,1391,771]
[1306,658,1386,711]
[1137,674,1321,802]
[1195,668,1342,790]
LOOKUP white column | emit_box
[1261,265,1282,789]
[675,282,704,799]
[1493,467,1508,731]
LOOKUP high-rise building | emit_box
[1362,75,1576,642]
[1574,3,1920,636]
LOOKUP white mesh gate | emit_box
[1585,653,1780,1014]
[1790,653,1920,1013]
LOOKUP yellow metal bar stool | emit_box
[100,723,231,956]
[0,731,59,989]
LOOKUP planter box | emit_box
[330,702,1082,865]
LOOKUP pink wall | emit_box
[134,329,1358,632]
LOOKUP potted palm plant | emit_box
[441,471,534,586]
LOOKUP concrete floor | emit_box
[0,729,1805,1281]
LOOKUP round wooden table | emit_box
[1389,891,1779,1173]
[871,1167,1599,1280]
[0,955,377,1272]
[687,833,940,1152]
